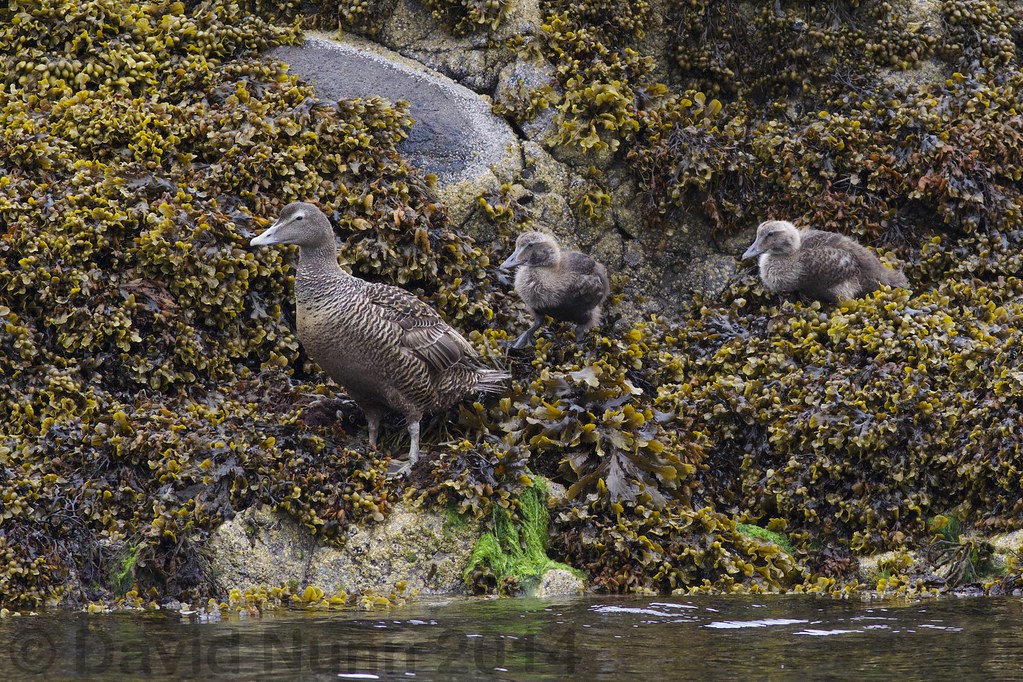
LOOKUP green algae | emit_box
[464,483,577,594]
[736,524,796,557]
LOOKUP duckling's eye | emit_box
[296,214,305,221]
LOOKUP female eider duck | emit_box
[251,202,509,475]
[500,231,610,349]
[742,220,908,303]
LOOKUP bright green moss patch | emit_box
[464,483,575,594]
[736,524,796,557]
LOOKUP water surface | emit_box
[3,595,1022,679]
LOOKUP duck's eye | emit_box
[296,214,305,221]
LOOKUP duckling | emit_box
[500,231,610,349]
[742,220,908,303]
[251,202,509,475]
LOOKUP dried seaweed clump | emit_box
[422,0,510,35]
[664,0,938,101]
[406,431,533,521]
[462,315,809,593]
[939,0,1023,70]
[499,0,1022,240]
[543,0,653,41]
[554,503,807,593]
[633,69,1023,237]
[337,0,399,37]
[0,0,498,607]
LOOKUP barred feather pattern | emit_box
[295,247,507,423]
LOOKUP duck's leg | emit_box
[511,319,543,349]
[389,420,421,478]
[407,420,420,466]
[364,407,383,450]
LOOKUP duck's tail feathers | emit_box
[881,267,909,289]
[474,368,511,394]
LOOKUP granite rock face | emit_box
[529,568,585,598]
[374,0,543,93]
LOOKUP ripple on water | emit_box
[704,618,811,629]
[590,605,677,617]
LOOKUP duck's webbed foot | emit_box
[510,320,543,350]
[387,420,420,478]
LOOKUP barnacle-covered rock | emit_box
[210,501,482,594]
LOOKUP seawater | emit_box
[2,595,1023,680]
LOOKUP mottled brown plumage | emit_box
[501,231,610,349]
[251,202,509,474]
[742,220,909,302]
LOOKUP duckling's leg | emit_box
[574,308,601,343]
[511,319,543,349]
[389,420,421,477]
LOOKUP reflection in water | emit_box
[1,596,1022,680]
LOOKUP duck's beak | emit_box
[250,219,283,247]
[741,240,763,260]
[501,246,524,269]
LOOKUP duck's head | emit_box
[251,202,334,249]
[742,220,801,259]
[501,231,560,268]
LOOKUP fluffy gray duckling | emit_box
[742,220,908,303]
[500,231,610,349]
[251,202,509,475]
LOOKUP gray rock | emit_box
[990,529,1023,555]
[271,32,517,187]
[857,550,921,584]
[989,529,1023,576]
[528,568,586,598]
[268,26,734,314]
[494,57,560,143]
[377,0,542,93]
[208,507,315,590]
[209,502,480,595]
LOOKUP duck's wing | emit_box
[798,244,863,300]
[365,282,477,371]
[562,253,610,306]
[799,229,849,249]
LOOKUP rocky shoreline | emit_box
[3,0,1023,608]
